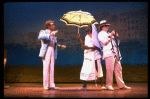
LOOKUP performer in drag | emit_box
[77,24,104,90]
[98,20,131,91]
[38,20,66,90]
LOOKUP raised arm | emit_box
[115,33,120,46]
[98,30,115,46]
[77,33,84,46]
[57,44,66,49]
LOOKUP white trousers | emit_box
[105,56,126,88]
[43,46,55,89]
[96,59,103,78]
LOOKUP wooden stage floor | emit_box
[4,83,148,98]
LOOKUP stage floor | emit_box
[4,83,148,98]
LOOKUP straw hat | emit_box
[98,20,110,29]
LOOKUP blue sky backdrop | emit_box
[4,2,148,44]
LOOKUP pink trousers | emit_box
[43,46,55,89]
[96,58,103,78]
[105,56,126,88]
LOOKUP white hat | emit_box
[98,20,110,29]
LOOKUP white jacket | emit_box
[38,29,57,59]
[84,34,101,60]
[98,30,119,60]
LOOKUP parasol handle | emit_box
[78,27,79,33]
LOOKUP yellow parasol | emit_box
[60,10,98,33]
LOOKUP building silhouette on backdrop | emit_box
[14,8,147,48]
[119,8,148,42]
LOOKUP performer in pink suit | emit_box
[98,20,131,91]
[38,20,66,90]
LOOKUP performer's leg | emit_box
[83,81,87,88]
[43,47,51,89]
[96,59,105,87]
[4,58,6,84]
[105,56,115,89]
[100,77,104,86]
[4,58,9,89]
[114,60,125,88]
[97,58,103,78]
[49,47,55,88]
[95,60,98,77]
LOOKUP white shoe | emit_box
[101,86,106,90]
[120,86,131,90]
[106,86,114,91]
[44,87,49,90]
[50,87,59,90]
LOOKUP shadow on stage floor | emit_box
[4,82,148,98]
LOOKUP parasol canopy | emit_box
[60,10,98,33]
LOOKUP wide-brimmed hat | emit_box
[98,20,110,29]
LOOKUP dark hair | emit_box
[89,25,92,32]
[100,26,104,31]
[86,25,92,33]
[45,23,51,29]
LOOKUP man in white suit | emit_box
[38,20,66,90]
[98,20,131,91]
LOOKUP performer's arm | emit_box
[81,45,99,50]
[98,33,111,46]
[115,33,120,45]
[41,40,44,45]
[98,30,115,46]
[38,30,51,40]
[57,44,66,49]
[77,33,84,46]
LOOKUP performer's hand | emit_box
[110,30,115,38]
[116,33,119,37]
[81,45,88,49]
[77,33,81,39]
[116,56,120,61]
[61,45,66,49]
[50,30,58,36]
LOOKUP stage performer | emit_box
[38,20,66,90]
[98,20,131,91]
[4,49,9,89]
[77,24,104,90]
